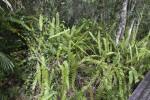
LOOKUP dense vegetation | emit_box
[0,0,149,100]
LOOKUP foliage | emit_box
[18,14,149,99]
[0,0,149,100]
[0,1,32,99]
[0,52,14,71]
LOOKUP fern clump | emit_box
[20,14,150,100]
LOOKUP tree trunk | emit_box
[116,0,128,45]
[127,0,137,38]
[128,18,135,37]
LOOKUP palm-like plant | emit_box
[0,52,14,100]
[0,52,14,72]
[0,1,15,72]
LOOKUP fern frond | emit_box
[39,14,43,31]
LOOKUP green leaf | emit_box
[48,29,70,39]
[129,71,133,84]
[81,71,99,93]
[0,17,31,31]
[42,91,57,100]
[108,23,116,34]
[133,70,139,83]
[89,31,97,42]
[75,22,87,35]
[39,14,43,31]
[106,52,115,56]
[63,61,70,89]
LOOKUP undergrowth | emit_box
[2,14,149,100]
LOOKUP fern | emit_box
[39,14,43,31]
[21,13,150,100]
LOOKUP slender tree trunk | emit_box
[128,18,135,36]
[116,0,128,45]
[127,0,137,38]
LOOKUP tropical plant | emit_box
[0,0,149,99]
[0,52,15,100]
[0,52,14,72]
[18,13,149,99]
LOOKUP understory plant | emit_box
[14,14,150,100]
[0,0,149,100]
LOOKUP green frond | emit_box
[0,52,14,72]
[0,17,31,31]
[39,14,43,31]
